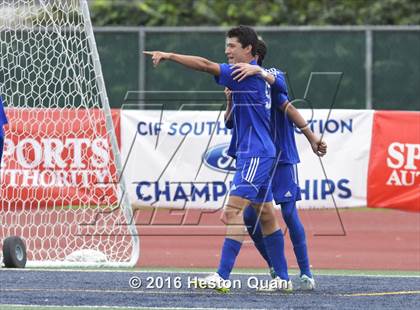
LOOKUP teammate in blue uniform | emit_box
[0,95,8,168]
[144,26,291,292]
[225,39,327,290]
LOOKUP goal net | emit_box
[0,0,139,267]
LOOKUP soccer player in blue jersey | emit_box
[144,26,291,292]
[225,39,327,290]
[0,95,8,169]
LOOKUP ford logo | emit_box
[203,144,236,173]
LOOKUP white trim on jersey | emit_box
[266,67,280,76]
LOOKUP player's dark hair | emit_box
[256,39,267,66]
[226,25,258,56]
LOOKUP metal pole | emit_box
[138,28,146,108]
[80,0,140,267]
[365,29,373,109]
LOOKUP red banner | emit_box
[367,111,420,211]
[0,108,121,208]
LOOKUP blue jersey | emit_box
[267,68,300,164]
[225,68,300,164]
[215,60,275,159]
[0,95,8,137]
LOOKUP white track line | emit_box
[0,305,253,310]
[3,268,420,278]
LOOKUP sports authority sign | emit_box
[0,108,120,207]
[121,109,373,209]
[368,111,420,211]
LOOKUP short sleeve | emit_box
[214,63,234,89]
[269,69,287,94]
[273,93,289,109]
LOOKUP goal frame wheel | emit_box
[3,236,27,268]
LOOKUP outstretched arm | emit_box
[281,101,327,157]
[143,51,220,76]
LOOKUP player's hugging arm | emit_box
[230,63,286,93]
[281,100,327,157]
[143,51,220,76]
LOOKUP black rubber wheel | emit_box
[3,236,27,268]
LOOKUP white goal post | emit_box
[0,0,139,267]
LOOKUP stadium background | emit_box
[85,0,420,112]
[95,26,420,111]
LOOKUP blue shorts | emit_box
[230,157,275,203]
[272,164,302,204]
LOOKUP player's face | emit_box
[225,37,250,64]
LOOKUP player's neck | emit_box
[231,55,254,64]
[241,54,254,64]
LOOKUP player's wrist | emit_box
[259,68,268,79]
[309,135,319,146]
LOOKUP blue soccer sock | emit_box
[263,229,289,280]
[243,206,272,268]
[281,201,312,278]
[217,238,242,280]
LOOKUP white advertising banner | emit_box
[121,109,374,209]
[294,109,373,208]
